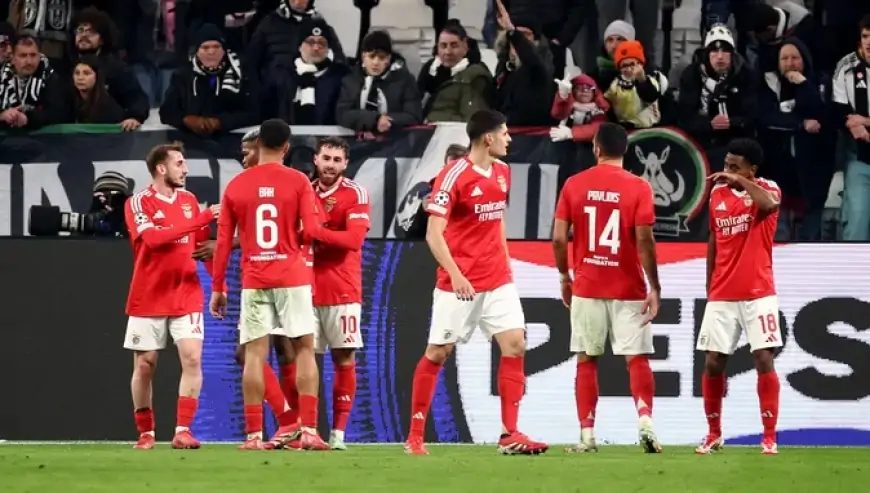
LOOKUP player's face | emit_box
[723,153,756,181]
[241,141,258,169]
[314,145,348,186]
[160,150,188,188]
[485,124,511,158]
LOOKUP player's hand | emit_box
[210,292,228,319]
[193,240,216,260]
[559,275,572,308]
[641,290,660,325]
[708,172,742,186]
[451,273,476,301]
[208,203,221,218]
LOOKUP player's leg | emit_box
[168,313,205,449]
[238,289,280,449]
[321,303,364,450]
[610,300,660,453]
[695,301,743,454]
[277,285,329,450]
[404,288,477,455]
[262,334,295,432]
[274,335,299,424]
[565,297,610,453]
[124,316,167,450]
[741,296,783,455]
[481,284,548,455]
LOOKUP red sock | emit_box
[333,363,357,432]
[627,356,654,418]
[280,364,299,423]
[299,394,319,429]
[575,360,599,429]
[134,408,154,434]
[176,396,198,429]
[244,404,263,435]
[757,371,780,441]
[408,357,442,438]
[497,356,525,434]
[262,363,288,415]
[702,373,726,436]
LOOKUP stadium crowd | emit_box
[1,0,870,240]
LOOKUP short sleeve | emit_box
[125,194,153,241]
[345,184,371,229]
[635,181,656,226]
[425,165,461,219]
[554,182,572,221]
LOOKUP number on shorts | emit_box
[583,206,620,255]
[340,315,358,335]
[758,313,778,333]
[255,203,278,249]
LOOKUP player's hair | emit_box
[727,138,764,167]
[444,144,467,163]
[315,136,350,159]
[258,118,292,150]
[241,127,260,143]
[145,141,184,176]
[466,109,506,143]
[593,123,629,158]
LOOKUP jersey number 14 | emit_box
[583,206,620,255]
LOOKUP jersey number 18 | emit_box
[255,203,279,249]
[583,206,620,255]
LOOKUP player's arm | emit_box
[501,219,511,262]
[552,186,572,283]
[298,180,328,242]
[706,230,716,294]
[125,196,215,248]
[424,170,463,279]
[734,175,780,218]
[211,193,237,293]
[636,183,662,294]
[315,193,371,251]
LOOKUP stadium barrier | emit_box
[1,239,868,445]
[0,124,712,240]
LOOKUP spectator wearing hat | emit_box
[335,30,422,140]
[418,19,493,123]
[549,73,609,143]
[746,1,828,75]
[603,39,668,129]
[0,22,15,63]
[493,3,556,126]
[677,25,756,150]
[278,17,348,125]
[56,8,149,130]
[594,0,661,67]
[160,23,258,136]
[589,20,635,93]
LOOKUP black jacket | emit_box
[279,60,349,125]
[246,9,344,77]
[502,0,593,46]
[755,4,829,75]
[335,55,422,133]
[113,0,196,68]
[159,51,258,132]
[56,55,149,123]
[43,79,127,124]
[495,30,556,126]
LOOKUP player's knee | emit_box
[179,351,202,372]
[704,352,728,375]
[752,349,775,373]
[495,330,526,357]
[424,344,453,364]
[331,348,356,366]
[133,355,156,379]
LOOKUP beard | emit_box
[165,176,185,189]
[316,168,343,187]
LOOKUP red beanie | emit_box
[614,40,645,67]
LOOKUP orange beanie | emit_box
[614,40,645,67]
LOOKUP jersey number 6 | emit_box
[583,206,621,255]
[255,203,279,249]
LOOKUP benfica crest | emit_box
[181,203,193,219]
[325,197,337,213]
[497,175,507,193]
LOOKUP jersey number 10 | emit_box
[583,206,621,255]
[256,203,279,249]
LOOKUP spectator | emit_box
[493,8,555,126]
[549,73,609,143]
[418,20,493,123]
[678,25,756,149]
[279,17,347,125]
[603,39,667,129]
[8,0,72,60]
[701,0,754,56]
[0,22,14,63]
[746,1,829,74]
[247,0,345,116]
[44,56,127,125]
[825,0,870,61]
[588,20,635,93]
[0,36,52,130]
[60,8,148,130]
[115,0,194,108]
[594,0,660,65]
[336,31,422,139]
[833,15,870,241]
[757,39,831,240]
[501,0,593,79]
[160,24,258,136]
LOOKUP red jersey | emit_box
[555,165,655,300]
[708,178,780,301]
[313,177,370,306]
[124,186,215,317]
[425,157,512,292]
[212,162,322,292]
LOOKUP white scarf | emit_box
[568,102,602,126]
[427,57,469,77]
[293,51,334,106]
[191,50,243,97]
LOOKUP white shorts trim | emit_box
[239,286,315,345]
[314,303,363,354]
[124,313,204,351]
[428,283,525,345]
[697,295,783,354]
[570,297,653,356]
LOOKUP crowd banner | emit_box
[0,125,710,239]
[1,239,869,445]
